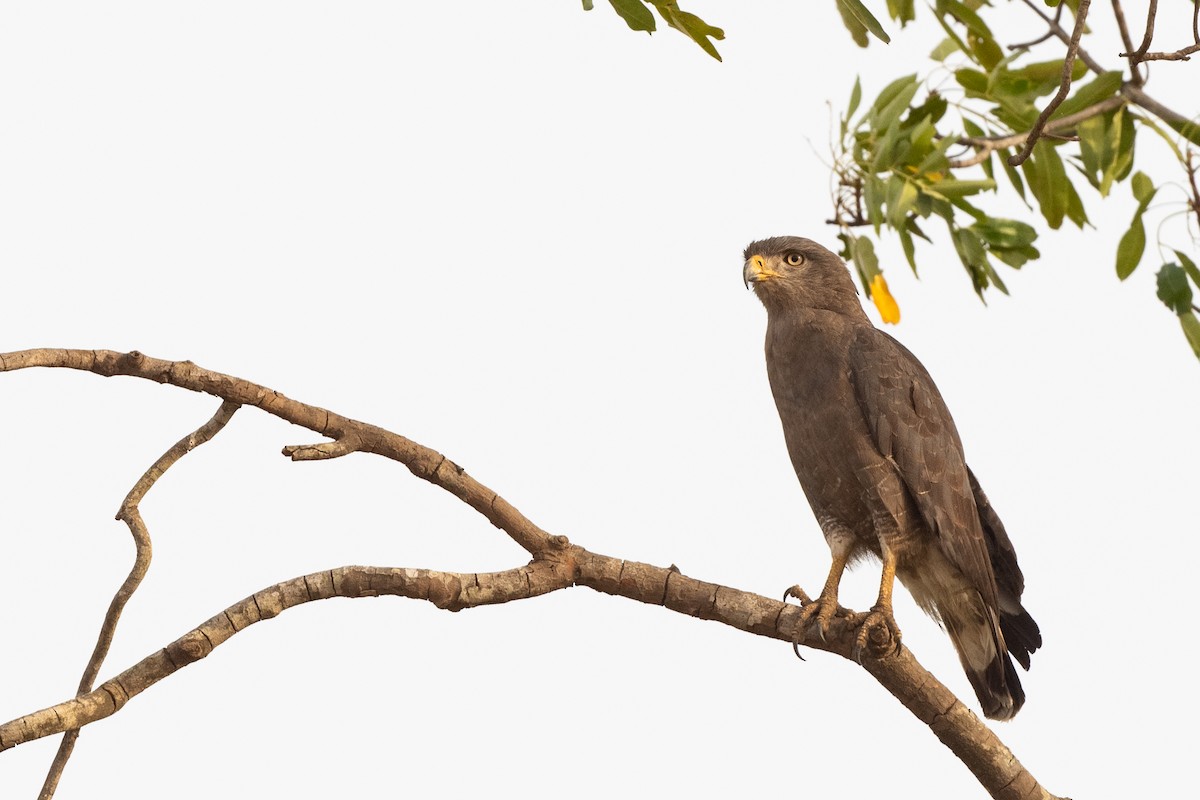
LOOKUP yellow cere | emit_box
[870,274,901,324]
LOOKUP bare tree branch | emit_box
[1,561,574,749]
[1009,1,1065,52]
[0,349,1068,800]
[1110,0,1146,84]
[1130,0,1160,62]
[1018,0,1106,74]
[1128,43,1200,62]
[37,399,240,800]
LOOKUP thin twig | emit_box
[1130,43,1200,61]
[1132,0,1160,61]
[1187,150,1200,233]
[950,95,1126,168]
[1010,0,1094,166]
[37,400,240,800]
[1017,0,1105,73]
[1111,0,1146,84]
[1009,1,1065,51]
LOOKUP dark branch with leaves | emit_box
[585,0,1200,358]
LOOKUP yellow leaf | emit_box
[870,274,901,324]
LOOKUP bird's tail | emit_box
[940,590,1024,721]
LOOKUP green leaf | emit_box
[847,76,863,121]
[836,233,856,263]
[837,0,892,44]
[1076,114,1105,191]
[1050,71,1122,120]
[935,0,993,39]
[972,217,1038,250]
[1175,250,1200,287]
[930,7,972,58]
[983,259,1010,294]
[908,217,932,242]
[955,68,988,95]
[1157,263,1194,314]
[899,225,918,273]
[583,0,595,9]
[1076,107,1134,197]
[1131,171,1155,205]
[925,178,995,197]
[887,178,920,227]
[887,0,916,25]
[1064,179,1088,228]
[1007,58,1088,86]
[1109,107,1136,187]
[973,218,1040,269]
[1166,117,1200,148]
[836,0,871,46]
[649,1,724,60]
[1180,312,1200,358]
[607,0,656,31]
[930,36,960,61]
[915,133,956,175]
[999,149,1028,203]
[869,75,919,119]
[1114,174,1157,279]
[1134,111,1185,162]
[853,234,881,279]
[1021,142,1068,229]
[1115,218,1146,279]
[863,175,886,231]
[846,234,883,294]
[870,77,920,135]
[970,33,1004,71]
[905,92,947,127]
[952,226,990,296]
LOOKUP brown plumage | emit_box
[743,235,1040,721]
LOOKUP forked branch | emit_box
[0,349,1065,800]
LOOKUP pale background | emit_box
[2,2,1197,798]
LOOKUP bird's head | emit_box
[742,236,867,320]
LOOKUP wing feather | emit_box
[848,326,999,609]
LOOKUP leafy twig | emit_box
[951,96,1126,168]
[1010,0,1094,166]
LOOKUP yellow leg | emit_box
[854,546,902,661]
[787,550,851,644]
[874,545,897,613]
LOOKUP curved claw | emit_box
[783,585,812,605]
[851,606,903,663]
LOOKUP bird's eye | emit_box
[785,253,805,266]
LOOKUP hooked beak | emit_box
[743,254,778,289]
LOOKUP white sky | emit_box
[2,2,1197,798]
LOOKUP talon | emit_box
[783,585,812,605]
[852,605,902,662]
[789,588,842,649]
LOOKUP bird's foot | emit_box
[849,605,902,663]
[783,585,852,656]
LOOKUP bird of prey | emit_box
[743,235,1041,721]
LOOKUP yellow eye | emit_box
[785,253,805,266]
